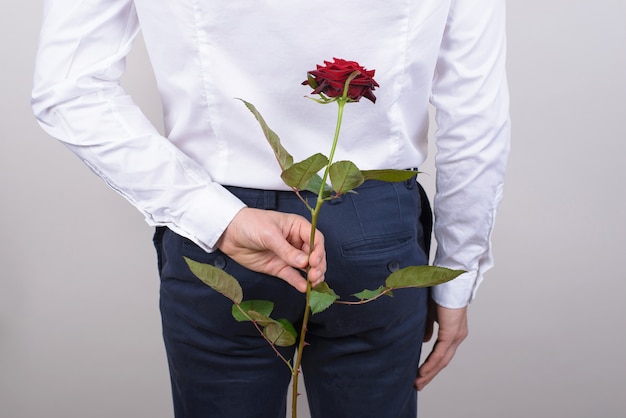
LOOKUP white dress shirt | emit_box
[32,0,510,308]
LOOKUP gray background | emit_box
[2,1,625,417]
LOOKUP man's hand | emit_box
[216,207,326,292]
[415,300,468,391]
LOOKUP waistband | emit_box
[224,168,418,210]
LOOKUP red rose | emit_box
[302,58,379,103]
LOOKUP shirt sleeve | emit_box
[429,0,511,308]
[31,0,246,252]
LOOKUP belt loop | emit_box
[404,167,418,189]
[263,190,278,210]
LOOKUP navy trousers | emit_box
[153,178,431,418]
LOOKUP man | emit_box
[32,1,509,417]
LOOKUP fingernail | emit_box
[296,254,307,265]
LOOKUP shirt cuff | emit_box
[144,183,247,253]
[430,270,479,309]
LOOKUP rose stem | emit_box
[291,99,349,418]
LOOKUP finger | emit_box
[310,230,327,280]
[259,227,313,292]
[308,270,325,289]
[263,223,311,270]
[265,213,326,289]
[309,249,327,280]
[309,228,325,258]
[273,264,309,293]
[415,342,452,391]
[282,217,326,280]
[415,334,463,391]
[293,242,324,285]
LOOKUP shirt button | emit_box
[214,256,227,269]
[387,259,400,272]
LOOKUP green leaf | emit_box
[303,174,333,198]
[352,285,392,301]
[309,282,339,314]
[232,300,274,322]
[247,310,276,327]
[243,310,297,347]
[361,169,417,183]
[385,265,465,289]
[237,99,293,171]
[276,318,298,339]
[263,321,297,347]
[236,309,296,347]
[184,257,243,304]
[329,160,365,194]
[280,153,328,190]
